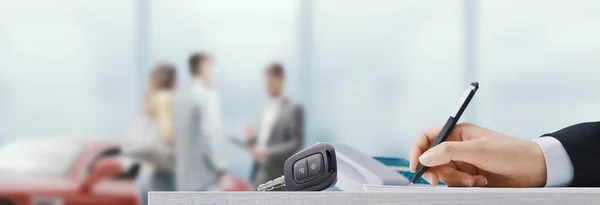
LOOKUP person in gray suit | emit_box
[172,52,227,191]
[244,63,304,188]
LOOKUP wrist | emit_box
[527,140,548,187]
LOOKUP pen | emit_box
[410,82,479,185]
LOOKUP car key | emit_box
[257,142,338,191]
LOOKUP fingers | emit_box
[410,126,442,172]
[420,169,439,186]
[409,143,423,172]
[454,161,478,175]
[410,123,479,171]
[409,123,495,187]
[420,123,477,142]
[435,165,473,187]
[434,165,488,187]
[472,175,488,187]
[419,140,489,167]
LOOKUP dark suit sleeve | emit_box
[542,121,600,187]
[267,105,304,158]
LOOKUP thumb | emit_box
[419,140,489,167]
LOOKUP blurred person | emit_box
[409,122,600,187]
[244,63,304,188]
[172,52,227,191]
[124,63,177,205]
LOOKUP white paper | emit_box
[363,184,600,193]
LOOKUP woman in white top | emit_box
[135,63,177,205]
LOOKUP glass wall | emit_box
[476,0,600,138]
[0,1,136,140]
[1,0,600,180]
[309,0,464,157]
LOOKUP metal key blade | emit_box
[257,176,286,191]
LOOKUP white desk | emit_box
[150,188,600,205]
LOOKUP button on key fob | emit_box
[257,142,337,191]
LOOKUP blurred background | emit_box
[1,0,600,185]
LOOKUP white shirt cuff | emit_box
[532,136,574,187]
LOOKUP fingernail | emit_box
[419,152,433,164]
[475,177,488,186]
[461,178,473,187]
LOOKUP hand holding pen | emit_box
[408,83,548,187]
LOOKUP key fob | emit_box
[283,142,337,191]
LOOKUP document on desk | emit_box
[363,184,600,193]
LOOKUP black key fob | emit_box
[283,142,338,191]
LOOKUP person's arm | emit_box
[410,122,600,187]
[195,95,226,183]
[540,121,600,187]
[172,98,192,191]
[210,95,227,172]
[267,106,303,158]
[245,126,258,147]
[409,123,547,187]
[245,108,263,147]
[155,92,173,144]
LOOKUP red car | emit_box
[0,138,139,205]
